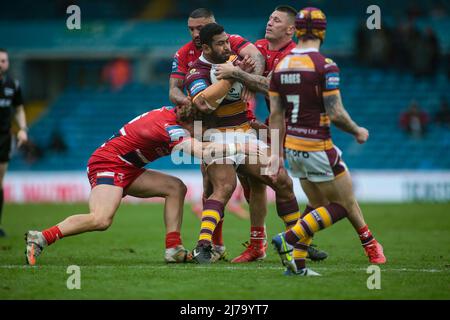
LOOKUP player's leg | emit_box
[193,163,237,263]
[298,178,330,261]
[227,176,250,220]
[323,171,386,264]
[25,184,123,265]
[126,169,191,263]
[271,150,349,275]
[0,162,8,237]
[0,133,12,237]
[231,176,267,263]
[192,164,227,259]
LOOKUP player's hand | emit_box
[214,62,238,80]
[17,129,28,148]
[179,96,192,108]
[355,127,369,144]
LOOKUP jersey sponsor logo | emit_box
[325,72,340,90]
[188,79,208,96]
[4,88,14,96]
[165,125,188,142]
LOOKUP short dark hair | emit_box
[189,8,214,19]
[275,5,298,22]
[200,23,225,47]
[0,48,8,54]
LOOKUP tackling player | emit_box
[24,105,257,265]
[269,7,386,276]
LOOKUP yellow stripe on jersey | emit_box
[217,122,251,132]
[320,114,331,126]
[214,100,247,117]
[285,136,333,152]
[323,89,340,97]
[275,55,315,72]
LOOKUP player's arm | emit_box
[177,138,258,159]
[169,50,191,106]
[215,61,269,94]
[191,79,234,113]
[268,92,285,158]
[13,81,28,147]
[323,91,368,144]
[238,42,265,76]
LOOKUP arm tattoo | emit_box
[251,51,265,76]
[232,69,269,93]
[323,93,359,135]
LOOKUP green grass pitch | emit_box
[0,202,449,299]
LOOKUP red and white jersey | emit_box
[92,106,189,167]
[170,34,251,81]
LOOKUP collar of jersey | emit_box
[291,48,319,54]
[199,53,214,65]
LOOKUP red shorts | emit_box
[87,154,146,191]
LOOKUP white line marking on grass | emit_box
[0,265,447,273]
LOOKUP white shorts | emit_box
[204,130,268,167]
[286,145,348,182]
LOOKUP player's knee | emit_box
[92,216,113,231]
[168,178,187,197]
[214,182,236,200]
[275,174,294,195]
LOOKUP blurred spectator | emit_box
[365,26,392,68]
[20,139,43,164]
[406,0,424,21]
[101,58,131,91]
[430,1,448,20]
[355,21,369,64]
[435,97,450,128]
[49,129,67,153]
[411,27,440,76]
[400,100,430,138]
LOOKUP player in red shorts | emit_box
[213,6,328,263]
[269,7,386,276]
[24,105,257,266]
[169,8,265,257]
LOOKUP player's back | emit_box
[93,107,187,166]
[269,48,340,151]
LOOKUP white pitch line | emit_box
[0,265,447,273]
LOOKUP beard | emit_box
[210,50,230,64]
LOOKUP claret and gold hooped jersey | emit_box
[269,48,340,151]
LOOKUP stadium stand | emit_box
[9,64,450,171]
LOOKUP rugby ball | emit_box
[210,64,244,102]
